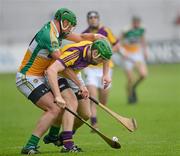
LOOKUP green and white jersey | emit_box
[121,26,145,52]
[19,21,63,76]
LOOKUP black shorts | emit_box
[28,78,70,104]
[75,91,84,100]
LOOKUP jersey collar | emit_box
[83,45,91,62]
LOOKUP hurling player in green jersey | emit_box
[120,16,148,104]
[17,8,105,154]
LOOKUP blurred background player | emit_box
[82,11,120,130]
[119,16,148,104]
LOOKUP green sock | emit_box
[48,126,60,137]
[25,134,40,148]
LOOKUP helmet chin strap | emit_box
[93,53,101,59]
[89,46,95,64]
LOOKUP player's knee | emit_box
[127,77,133,84]
[48,105,61,117]
[82,111,91,121]
[69,99,78,111]
[140,70,148,79]
[63,90,78,111]
[99,98,108,105]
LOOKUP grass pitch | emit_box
[0,64,180,156]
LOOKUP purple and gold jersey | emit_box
[83,26,118,46]
[82,25,118,68]
[58,41,92,74]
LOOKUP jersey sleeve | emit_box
[105,27,119,46]
[58,50,80,67]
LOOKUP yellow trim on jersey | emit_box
[83,45,89,58]
[61,50,80,67]
[50,22,59,51]
[104,27,117,45]
[123,44,140,53]
[51,21,59,38]
[61,41,92,52]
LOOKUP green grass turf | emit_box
[0,64,180,156]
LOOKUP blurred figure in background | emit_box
[119,16,148,104]
[82,11,120,130]
[174,12,180,39]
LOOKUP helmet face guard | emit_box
[91,39,112,60]
[89,49,101,65]
[60,20,75,33]
[91,51,107,65]
[54,8,77,38]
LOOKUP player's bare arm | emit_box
[46,61,66,108]
[62,68,89,98]
[66,32,105,42]
[47,59,89,101]
[102,60,112,89]
[112,42,121,52]
[51,51,61,59]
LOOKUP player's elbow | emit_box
[66,33,82,42]
[51,51,61,60]
[46,66,57,77]
[140,70,148,80]
[47,61,65,77]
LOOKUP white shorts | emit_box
[16,71,85,103]
[123,52,145,70]
[65,72,85,93]
[83,67,112,89]
[16,72,50,103]
[55,73,85,100]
